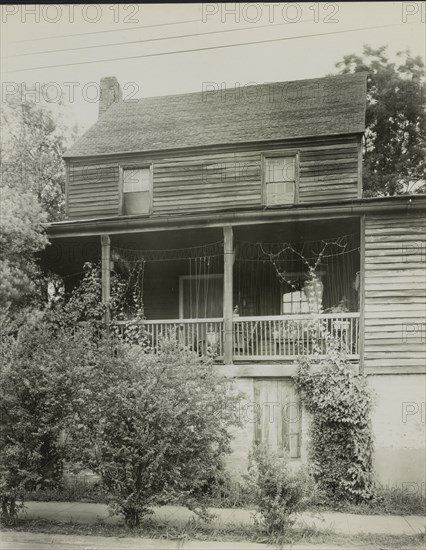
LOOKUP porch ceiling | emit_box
[233,217,359,244]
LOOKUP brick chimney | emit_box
[98,76,122,118]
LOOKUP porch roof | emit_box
[46,195,425,238]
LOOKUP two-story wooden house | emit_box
[45,74,426,487]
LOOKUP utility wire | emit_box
[8,19,314,58]
[13,18,201,42]
[4,22,412,74]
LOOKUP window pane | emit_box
[123,191,151,215]
[282,289,310,314]
[282,158,295,181]
[266,181,295,205]
[265,157,295,183]
[123,168,150,193]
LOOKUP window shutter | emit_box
[254,379,301,458]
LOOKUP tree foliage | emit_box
[336,46,426,196]
[1,92,80,308]
[0,185,48,307]
[1,93,79,221]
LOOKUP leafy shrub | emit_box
[244,444,312,535]
[0,314,93,523]
[295,323,377,503]
[203,472,253,509]
[69,335,243,527]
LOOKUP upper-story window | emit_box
[263,154,298,206]
[122,167,152,215]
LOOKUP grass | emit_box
[306,486,426,517]
[4,516,426,549]
[22,479,107,504]
[25,478,425,516]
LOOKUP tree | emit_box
[335,46,426,196]
[1,93,79,222]
[0,185,48,308]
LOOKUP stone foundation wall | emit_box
[369,374,425,489]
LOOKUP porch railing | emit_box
[113,318,224,357]
[233,313,359,360]
[113,313,359,361]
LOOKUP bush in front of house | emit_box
[69,334,243,528]
[0,310,95,523]
[244,444,313,535]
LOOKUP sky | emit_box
[1,2,425,132]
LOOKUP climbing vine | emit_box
[294,327,377,502]
[260,238,377,503]
[58,262,151,348]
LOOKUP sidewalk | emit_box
[0,531,358,550]
[19,501,426,536]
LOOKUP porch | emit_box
[105,217,361,363]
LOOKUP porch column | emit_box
[359,215,365,372]
[223,225,233,364]
[100,234,111,325]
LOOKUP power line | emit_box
[8,19,314,58]
[4,23,412,74]
[12,18,201,42]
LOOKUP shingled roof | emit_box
[64,73,367,158]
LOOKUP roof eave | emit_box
[62,130,366,160]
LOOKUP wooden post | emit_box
[359,215,366,373]
[101,234,111,326]
[223,225,233,364]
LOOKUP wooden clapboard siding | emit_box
[364,213,426,374]
[298,143,359,202]
[68,163,119,219]
[66,135,360,220]
[153,150,262,214]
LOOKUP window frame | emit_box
[119,163,153,215]
[261,150,300,207]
